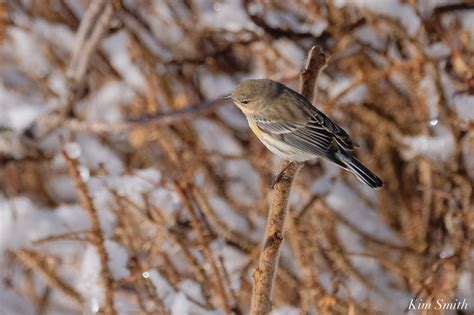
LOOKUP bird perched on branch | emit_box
[228,79,383,189]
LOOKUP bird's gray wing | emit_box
[307,109,357,151]
[281,88,357,151]
[254,116,337,159]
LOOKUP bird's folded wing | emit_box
[280,88,357,151]
[254,117,335,158]
[307,109,357,151]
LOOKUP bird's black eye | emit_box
[241,100,250,104]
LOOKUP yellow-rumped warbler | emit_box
[229,79,383,189]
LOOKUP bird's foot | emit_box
[271,160,291,189]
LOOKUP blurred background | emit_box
[0,0,473,314]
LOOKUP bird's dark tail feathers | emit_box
[335,151,383,189]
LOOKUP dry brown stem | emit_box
[174,182,233,313]
[250,45,328,315]
[61,145,116,315]
[285,211,321,312]
[23,0,114,141]
[61,97,229,135]
[0,0,6,45]
[114,192,215,307]
[14,248,83,307]
[191,187,257,252]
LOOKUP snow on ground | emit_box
[402,123,456,162]
[453,94,474,124]
[0,165,181,314]
[0,84,45,132]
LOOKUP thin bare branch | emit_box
[61,143,116,315]
[174,182,233,313]
[14,249,83,307]
[250,45,328,315]
[22,0,115,141]
[300,46,329,103]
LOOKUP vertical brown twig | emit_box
[250,46,328,315]
[286,210,323,313]
[174,182,233,314]
[61,145,116,315]
[0,0,6,45]
[300,46,328,103]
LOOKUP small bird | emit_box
[229,79,383,189]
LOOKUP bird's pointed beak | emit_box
[221,94,232,101]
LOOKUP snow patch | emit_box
[403,124,455,162]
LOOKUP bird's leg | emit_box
[271,160,292,189]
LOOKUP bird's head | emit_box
[230,79,280,114]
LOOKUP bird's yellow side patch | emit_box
[248,119,264,137]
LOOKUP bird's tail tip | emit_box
[336,151,383,189]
